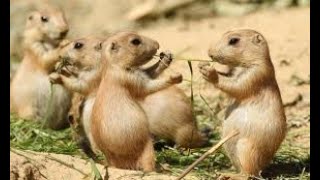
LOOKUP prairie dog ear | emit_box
[28,14,34,21]
[109,42,119,52]
[252,34,263,45]
[94,42,102,51]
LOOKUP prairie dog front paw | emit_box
[169,73,183,84]
[159,50,173,67]
[49,73,62,84]
[198,62,218,83]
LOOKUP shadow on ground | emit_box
[263,155,310,178]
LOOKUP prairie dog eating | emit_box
[50,35,206,153]
[49,36,105,156]
[91,31,182,171]
[199,29,287,178]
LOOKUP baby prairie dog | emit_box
[49,36,105,155]
[10,6,71,129]
[91,32,183,171]
[199,29,286,178]
[50,36,206,152]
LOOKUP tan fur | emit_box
[142,87,206,148]
[49,36,105,150]
[91,31,183,171]
[10,6,71,130]
[50,36,206,151]
[199,29,287,178]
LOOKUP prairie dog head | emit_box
[208,29,271,68]
[102,31,160,69]
[59,36,105,72]
[25,6,69,45]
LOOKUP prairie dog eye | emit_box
[131,38,141,46]
[41,16,48,22]
[74,42,84,49]
[229,38,240,45]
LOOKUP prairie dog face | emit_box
[103,32,160,68]
[208,29,270,67]
[59,36,104,72]
[26,7,69,44]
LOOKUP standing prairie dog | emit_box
[91,32,183,171]
[50,36,106,157]
[10,6,71,130]
[199,29,287,178]
[50,35,207,151]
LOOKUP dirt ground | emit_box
[10,5,310,180]
[10,149,199,180]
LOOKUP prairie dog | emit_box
[50,36,206,151]
[49,36,105,154]
[67,93,99,161]
[10,6,71,130]
[91,32,182,171]
[199,29,287,178]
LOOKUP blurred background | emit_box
[10,0,310,63]
[9,0,310,111]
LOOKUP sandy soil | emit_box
[10,6,310,180]
[10,149,197,180]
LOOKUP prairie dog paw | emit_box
[198,62,210,69]
[59,39,71,48]
[60,67,74,77]
[169,73,183,84]
[159,50,173,66]
[49,73,62,84]
[198,63,218,83]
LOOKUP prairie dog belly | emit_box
[102,97,150,154]
[34,73,52,118]
[34,74,71,128]
[82,97,95,148]
[48,84,71,123]
[223,101,285,145]
[11,68,51,119]
[14,68,70,128]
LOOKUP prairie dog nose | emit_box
[59,29,69,39]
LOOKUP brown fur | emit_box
[199,29,287,178]
[91,31,183,171]
[50,35,206,152]
[10,6,71,130]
